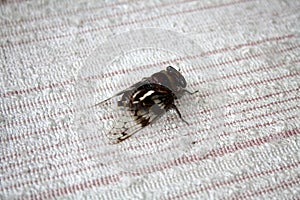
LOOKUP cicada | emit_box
[95,66,198,144]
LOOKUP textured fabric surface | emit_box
[1,0,299,199]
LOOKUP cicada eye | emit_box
[167,66,177,73]
[166,66,187,88]
[179,77,187,88]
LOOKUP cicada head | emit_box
[166,66,187,88]
[149,66,188,98]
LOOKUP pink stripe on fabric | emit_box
[0,0,255,48]
[2,48,299,130]
[0,0,28,5]
[1,86,297,184]
[194,114,297,144]
[1,0,139,27]
[0,34,294,99]
[27,129,299,199]
[1,67,299,145]
[227,177,300,200]
[1,0,298,199]
[200,72,299,98]
[168,161,300,200]
[2,110,298,190]
[0,0,200,36]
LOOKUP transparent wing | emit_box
[94,80,172,144]
[94,78,149,107]
[106,104,166,144]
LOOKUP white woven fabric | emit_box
[1,0,299,199]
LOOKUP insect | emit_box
[95,66,198,144]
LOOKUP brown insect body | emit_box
[96,66,196,144]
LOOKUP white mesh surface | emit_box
[0,0,299,199]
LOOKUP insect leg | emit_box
[171,104,189,125]
[184,89,199,95]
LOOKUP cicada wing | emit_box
[94,79,148,107]
[106,107,165,144]
[94,90,127,107]
[95,79,173,144]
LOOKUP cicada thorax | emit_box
[118,66,187,114]
[119,82,175,128]
[150,67,187,99]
